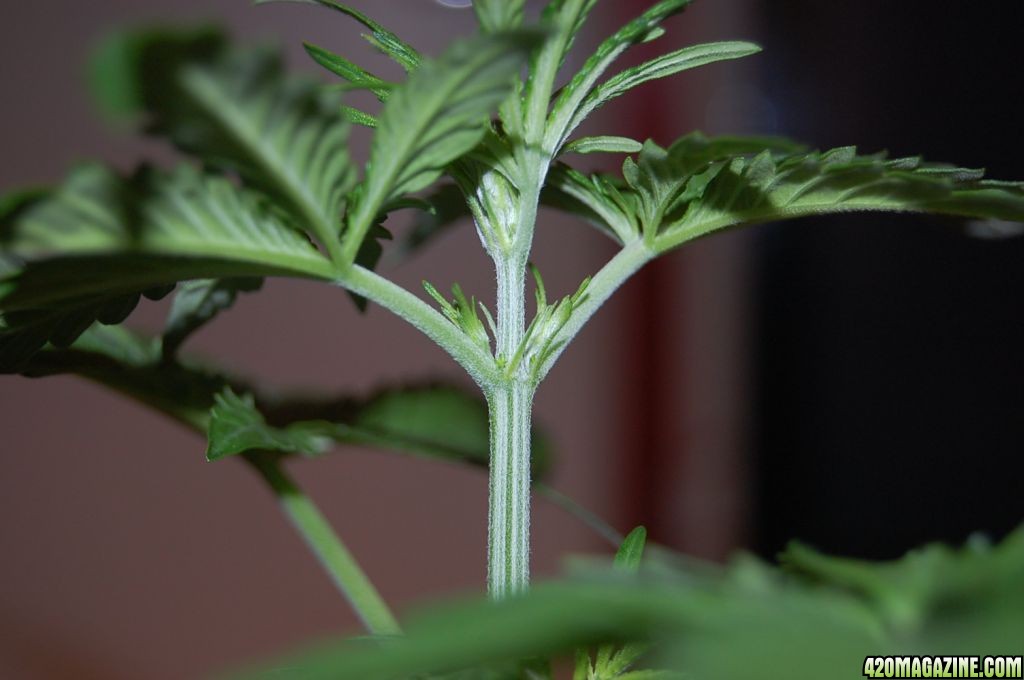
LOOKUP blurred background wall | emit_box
[0,1,1021,677]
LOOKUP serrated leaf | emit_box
[557,133,1024,250]
[263,0,421,72]
[474,0,526,33]
[303,42,393,100]
[0,165,334,371]
[342,30,544,264]
[649,137,1024,252]
[561,136,643,156]
[566,41,761,136]
[161,277,263,360]
[545,0,693,153]
[543,163,638,244]
[92,28,356,260]
[208,388,332,460]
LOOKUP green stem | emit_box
[337,264,499,387]
[534,240,652,382]
[534,483,623,549]
[486,380,534,598]
[487,237,534,598]
[247,456,402,636]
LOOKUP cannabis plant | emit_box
[3,0,1023,677]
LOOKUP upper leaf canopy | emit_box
[474,0,528,33]
[92,27,357,261]
[543,0,694,154]
[341,29,545,264]
[266,0,422,72]
[556,39,760,153]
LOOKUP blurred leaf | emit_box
[208,388,332,460]
[265,0,421,72]
[781,529,1024,632]
[0,165,333,372]
[92,27,356,258]
[236,528,1024,679]
[90,26,224,117]
[161,277,263,360]
[590,526,649,678]
[474,0,526,33]
[17,324,230,428]
[231,581,657,680]
[613,526,647,571]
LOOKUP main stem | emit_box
[487,251,534,599]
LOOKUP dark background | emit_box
[751,1,1024,558]
[0,1,1021,677]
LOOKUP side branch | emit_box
[336,265,500,387]
[533,240,652,383]
[247,455,402,636]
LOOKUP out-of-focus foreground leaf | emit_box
[232,527,1024,680]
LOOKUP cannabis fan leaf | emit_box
[0,166,334,372]
[549,133,1024,252]
[94,28,357,261]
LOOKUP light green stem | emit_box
[486,380,534,598]
[248,456,402,636]
[535,240,652,382]
[337,264,499,387]
[485,221,535,599]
